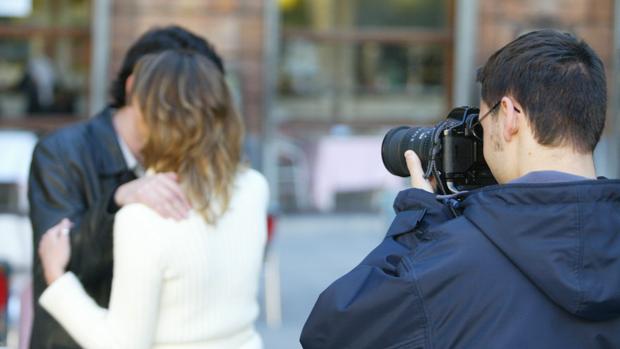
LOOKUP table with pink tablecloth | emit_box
[312,136,404,211]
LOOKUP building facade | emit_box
[0,0,618,211]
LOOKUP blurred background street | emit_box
[255,213,389,349]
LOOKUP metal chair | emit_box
[263,213,282,328]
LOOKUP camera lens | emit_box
[381,126,434,177]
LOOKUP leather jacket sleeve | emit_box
[29,138,116,297]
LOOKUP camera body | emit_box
[381,106,497,194]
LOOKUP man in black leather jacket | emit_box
[28,26,225,349]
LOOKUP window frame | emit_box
[278,0,455,130]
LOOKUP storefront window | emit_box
[278,0,452,126]
[0,0,91,120]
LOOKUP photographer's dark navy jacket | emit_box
[301,179,620,348]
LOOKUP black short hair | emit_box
[477,29,606,153]
[110,25,225,108]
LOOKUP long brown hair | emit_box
[131,50,244,224]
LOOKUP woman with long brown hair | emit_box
[37,50,268,349]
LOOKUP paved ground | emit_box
[255,213,391,348]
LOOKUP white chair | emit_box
[0,130,37,349]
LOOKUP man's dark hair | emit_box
[110,25,225,108]
[477,29,607,153]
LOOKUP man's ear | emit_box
[125,74,135,100]
[500,96,520,142]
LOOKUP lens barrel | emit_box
[381,126,434,177]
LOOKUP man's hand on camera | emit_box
[404,150,435,193]
[114,172,192,220]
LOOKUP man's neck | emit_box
[516,145,596,179]
[112,106,142,161]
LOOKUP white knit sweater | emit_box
[40,169,269,349]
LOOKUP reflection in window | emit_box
[279,41,445,96]
[0,0,90,119]
[355,43,444,95]
[279,39,322,96]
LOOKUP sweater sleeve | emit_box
[39,204,165,349]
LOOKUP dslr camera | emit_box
[381,106,496,194]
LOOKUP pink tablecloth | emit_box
[312,136,404,211]
[18,281,32,349]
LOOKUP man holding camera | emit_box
[301,29,620,348]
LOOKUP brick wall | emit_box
[477,0,614,65]
[108,0,266,135]
[477,0,615,135]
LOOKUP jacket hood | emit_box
[460,179,620,321]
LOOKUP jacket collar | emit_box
[86,107,130,176]
[386,189,455,238]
